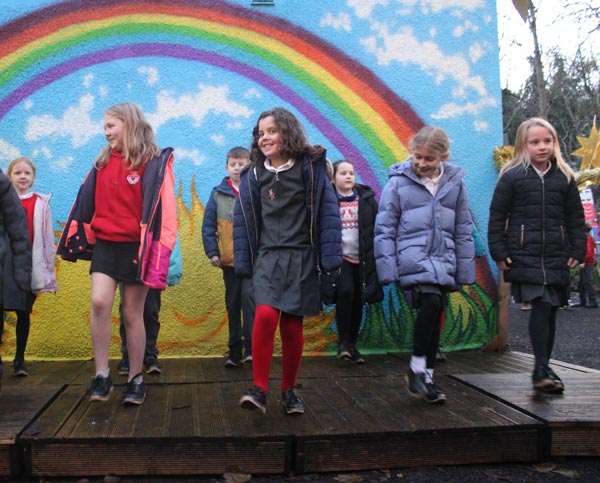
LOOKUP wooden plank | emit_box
[1,360,88,387]
[29,440,289,477]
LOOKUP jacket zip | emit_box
[541,176,547,285]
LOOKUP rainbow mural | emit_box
[0,0,428,192]
[0,0,502,360]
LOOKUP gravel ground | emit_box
[13,300,600,483]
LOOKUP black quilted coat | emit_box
[488,162,586,287]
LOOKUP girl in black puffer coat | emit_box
[488,117,586,394]
[330,160,383,364]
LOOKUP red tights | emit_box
[252,304,303,393]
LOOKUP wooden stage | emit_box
[1,351,599,479]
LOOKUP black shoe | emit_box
[348,345,365,364]
[89,374,113,402]
[123,374,146,406]
[144,356,162,375]
[532,365,559,392]
[224,352,241,368]
[281,387,305,415]
[240,385,267,414]
[405,370,427,399]
[337,341,351,359]
[13,359,29,377]
[117,357,130,376]
[424,381,447,404]
[242,354,253,364]
[544,366,565,393]
[585,303,598,308]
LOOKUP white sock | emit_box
[131,374,143,384]
[96,368,110,378]
[410,355,426,374]
[425,368,434,383]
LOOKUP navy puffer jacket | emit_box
[488,162,586,286]
[233,145,342,278]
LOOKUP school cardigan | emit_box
[57,148,177,290]
[232,145,342,278]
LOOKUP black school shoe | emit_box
[224,352,242,368]
[13,359,29,377]
[281,387,305,415]
[89,374,113,402]
[532,365,562,393]
[337,341,351,359]
[240,385,267,414]
[144,356,162,375]
[123,373,146,406]
[424,381,447,404]
[405,369,428,399]
[117,357,130,376]
[348,345,365,364]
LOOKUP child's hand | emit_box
[497,257,512,271]
[210,255,222,268]
[567,258,579,269]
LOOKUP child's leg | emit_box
[241,278,255,357]
[252,304,280,392]
[90,272,118,373]
[143,288,162,359]
[280,313,303,392]
[223,267,243,360]
[528,299,553,366]
[14,310,30,362]
[546,305,558,361]
[121,282,149,380]
[413,292,443,371]
[0,307,4,345]
[335,260,356,344]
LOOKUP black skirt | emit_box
[511,283,569,307]
[90,239,142,283]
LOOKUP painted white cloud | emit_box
[243,88,262,99]
[32,146,52,159]
[348,0,389,19]
[99,86,108,97]
[474,119,489,132]
[320,12,352,31]
[146,84,252,131]
[469,42,484,63]
[138,66,159,86]
[394,0,483,14]
[431,96,497,120]
[227,121,244,130]
[24,99,33,110]
[83,73,94,88]
[25,94,101,148]
[175,147,206,167]
[211,134,226,146]
[454,20,479,37]
[52,156,75,172]
[361,23,487,96]
[0,139,21,163]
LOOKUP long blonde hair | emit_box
[95,103,160,169]
[499,117,575,182]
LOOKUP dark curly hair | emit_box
[250,107,309,164]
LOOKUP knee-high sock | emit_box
[528,300,552,366]
[15,310,30,362]
[251,305,280,392]
[280,314,303,392]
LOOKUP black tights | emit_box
[528,299,558,367]
[413,292,443,369]
[0,308,30,362]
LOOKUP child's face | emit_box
[526,125,554,170]
[257,115,284,164]
[334,162,355,194]
[9,161,34,196]
[104,114,125,152]
[411,146,448,179]
[226,156,249,184]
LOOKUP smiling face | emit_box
[526,125,554,170]
[257,115,284,167]
[9,160,35,196]
[411,146,448,179]
[104,114,125,152]
[334,161,356,195]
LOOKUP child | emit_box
[234,107,342,415]
[488,117,585,393]
[573,222,598,308]
[202,147,255,368]
[0,157,57,377]
[57,103,177,406]
[330,159,382,364]
[375,125,475,404]
[0,168,32,391]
